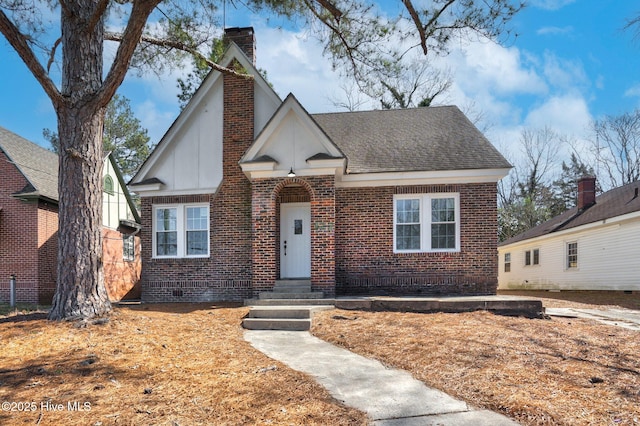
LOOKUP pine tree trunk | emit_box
[48,0,112,320]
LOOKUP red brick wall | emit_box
[36,202,58,304]
[250,176,336,297]
[0,151,47,304]
[140,56,255,303]
[103,227,141,301]
[335,183,499,295]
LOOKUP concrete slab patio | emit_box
[547,307,640,331]
[245,330,520,425]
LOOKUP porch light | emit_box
[287,167,296,178]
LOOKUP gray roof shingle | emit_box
[500,180,640,246]
[0,126,58,202]
[311,106,511,174]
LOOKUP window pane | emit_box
[525,250,531,266]
[396,224,421,250]
[533,249,540,265]
[123,235,135,261]
[431,223,455,249]
[156,208,177,231]
[186,230,208,255]
[567,243,578,268]
[431,198,455,222]
[187,206,208,230]
[396,199,420,224]
[156,231,177,256]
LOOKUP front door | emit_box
[280,202,311,278]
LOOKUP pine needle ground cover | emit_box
[312,294,640,426]
[0,304,366,426]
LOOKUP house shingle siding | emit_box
[312,107,511,174]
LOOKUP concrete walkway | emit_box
[547,307,640,331]
[245,330,519,425]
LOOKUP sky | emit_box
[1,0,639,178]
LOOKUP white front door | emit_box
[280,202,311,278]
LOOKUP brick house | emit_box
[0,127,142,304]
[130,27,511,303]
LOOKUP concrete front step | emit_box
[242,305,334,331]
[246,298,336,306]
[259,291,324,300]
[273,279,312,293]
[242,318,311,331]
[248,307,311,319]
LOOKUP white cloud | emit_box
[255,25,375,113]
[529,0,576,11]
[542,51,588,90]
[624,83,640,98]
[134,99,178,144]
[446,41,547,97]
[537,26,573,36]
[524,94,591,136]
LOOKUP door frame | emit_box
[280,202,311,279]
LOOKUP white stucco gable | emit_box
[130,42,281,196]
[240,94,345,179]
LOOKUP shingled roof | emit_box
[501,180,640,246]
[311,106,511,174]
[0,126,58,202]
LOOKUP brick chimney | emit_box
[224,27,256,65]
[577,176,596,210]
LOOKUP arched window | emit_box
[104,175,114,195]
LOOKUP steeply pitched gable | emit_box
[240,94,344,178]
[130,41,281,195]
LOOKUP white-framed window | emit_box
[123,234,135,262]
[504,252,511,272]
[567,242,578,269]
[153,204,210,258]
[393,193,460,253]
[524,248,540,266]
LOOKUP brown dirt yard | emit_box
[0,291,638,426]
[0,304,365,426]
[313,291,640,425]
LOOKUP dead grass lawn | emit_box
[312,298,640,426]
[0,304,366,426]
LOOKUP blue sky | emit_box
[1,0,639,170]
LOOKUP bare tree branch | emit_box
[87,0,110,34]
[104,31,255,82]
[315,0,343,22]
[47,37,62,73]
[0,9,62,106]
[100,0,165,107]
[401,0,429,55]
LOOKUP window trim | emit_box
[123,234,135,262]
[104,174,115,195]
[566,241,578,270]
[152,203,210,259]
[524,248,540,266]
[393,193,461,253]
[504,252,511,273]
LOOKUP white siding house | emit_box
[499,177,640,291]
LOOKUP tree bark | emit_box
[48,0,111,320]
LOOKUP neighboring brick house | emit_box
[130,27,511,302]
[0,127,142,304]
